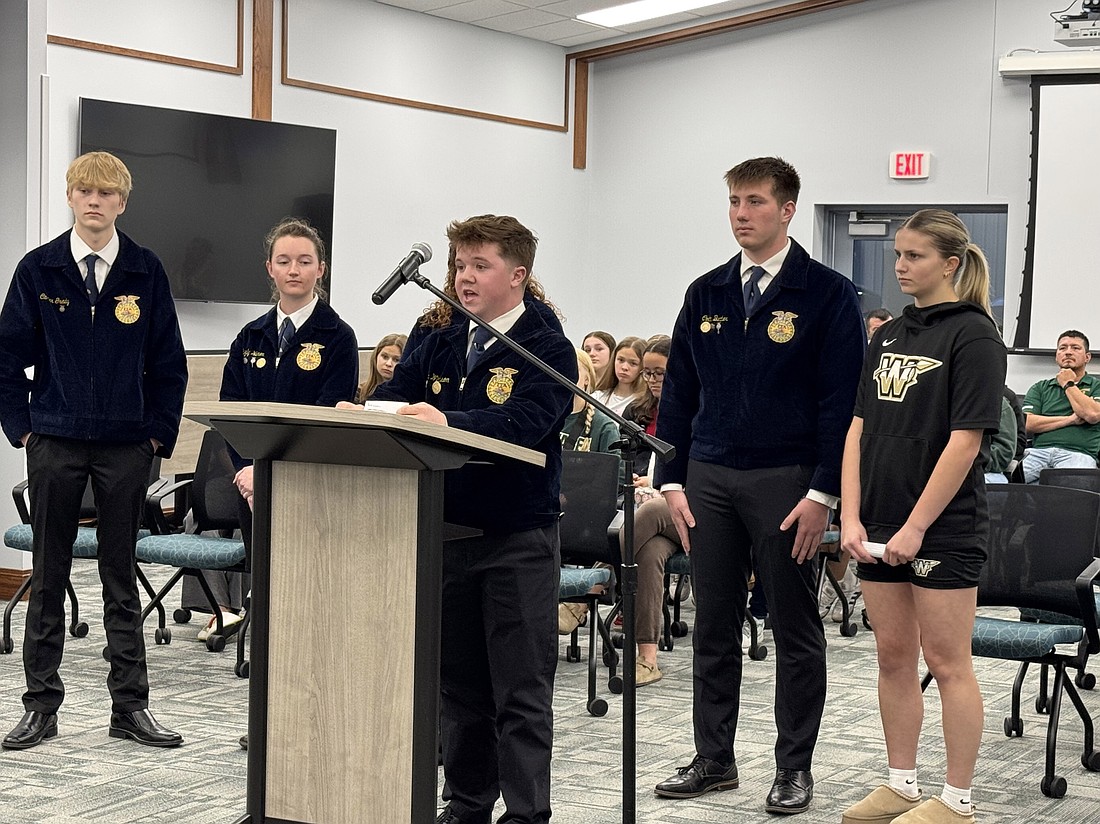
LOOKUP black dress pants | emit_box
[439,524,560,824]
[686,460,826,770]
[23,434,154,714]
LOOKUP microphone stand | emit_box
[400,268,673,824]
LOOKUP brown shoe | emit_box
[891,797,973,824]
[558,602,588,635]
[842,785,923,824]
[636,658,663,687]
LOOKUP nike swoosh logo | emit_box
[882,338,898,346]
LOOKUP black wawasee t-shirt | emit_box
[854,301,1007,550]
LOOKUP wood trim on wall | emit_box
[0,567,30,603]
[253,0,274,119]
[279,0,569,133]
[566,0,872,168]
[46,0,245,75]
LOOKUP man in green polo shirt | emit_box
[1021,329,1100,483]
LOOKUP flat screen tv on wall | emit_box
[79,98,337,304]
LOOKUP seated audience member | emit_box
[1020,329,1100,483]
[619,336,676,686]
[593,336,646,416]
[582,331,616,386]
[865,308,893,342]
[185,218,359,641]
[985,387,1021,484]
[623,336,670,494]
[558,349,623,635]
[354,333,407,403]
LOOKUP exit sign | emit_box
[890,151,931,179]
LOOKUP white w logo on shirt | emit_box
[873,353,944,402]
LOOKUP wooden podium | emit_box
[184,402,544,824]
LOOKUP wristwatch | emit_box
[1064,381,1077,390]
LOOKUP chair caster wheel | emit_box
[608,675,623,694]
[1076,671,1096,690]
[1003,716,1023,738]
[1035,695,1049,715]
[750,645,768,661]
[1082,750,1100,771]
[235,660,250,678]
[840,622,858,638]
[1041,774,1067,798]
[602,648,619,669]
[565,647,581,663]
[671,620,688,638]
[102,645,110,662]
[0,637,13,655]
[587,698,608,717]
[658,638,669,652]
[206,634,226,652]
[154,627,171,645]
[71,621,89,638]
[173,608,191,624]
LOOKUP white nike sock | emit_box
[940,781,972,814]
[888,767,919,800]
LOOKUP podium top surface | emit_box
[184,401,545,469]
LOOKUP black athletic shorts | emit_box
[856,543,985,590]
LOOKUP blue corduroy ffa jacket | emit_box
[655,239,865,497]
[374,304,576,535]
[0,230,188,457]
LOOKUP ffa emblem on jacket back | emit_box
[486,367,518,404]
[296,343,324,371]
[767,311,798,343]
[873,353,943,402]
[114,295,140,324]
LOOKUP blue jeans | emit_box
[1022,446,1097,484]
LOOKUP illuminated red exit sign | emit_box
[890,151,930,179]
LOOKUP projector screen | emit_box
[1014,77,1100,350]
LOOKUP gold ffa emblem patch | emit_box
[766,311,798,343]
[295,343,324,371]
[486,367,518,404]
[114,295,141,324]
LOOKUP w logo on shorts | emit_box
[910,558,942,578]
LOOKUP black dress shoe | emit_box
[2,711,58,750]
[108,709,183,748]
[654,754,739,798]
[765,768,814,814]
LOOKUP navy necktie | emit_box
[83,254,99,305]
[743,265,766,315]
[278,317,295,358]
[467,325,495,372]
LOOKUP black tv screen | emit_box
[78,98,337,304]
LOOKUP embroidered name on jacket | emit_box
[873,353,944,402]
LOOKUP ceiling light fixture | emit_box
[578,0,729,28]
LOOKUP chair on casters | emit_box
[2,461,163,655]
[135,429,247,653]
[921,484,1100,799]
[558,450,623,710]
[816,528,860,638]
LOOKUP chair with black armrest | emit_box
[923,484,1100,799]
[558,449,623,711]
[1027,468,1100,708]
[135,429,247,653]
[2,459,163,655]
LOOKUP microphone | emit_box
[372,242,433,305]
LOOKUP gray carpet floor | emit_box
[1,563,1097,823]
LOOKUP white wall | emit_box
[579,0,1068,390]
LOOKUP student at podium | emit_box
[352,214,575,824]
